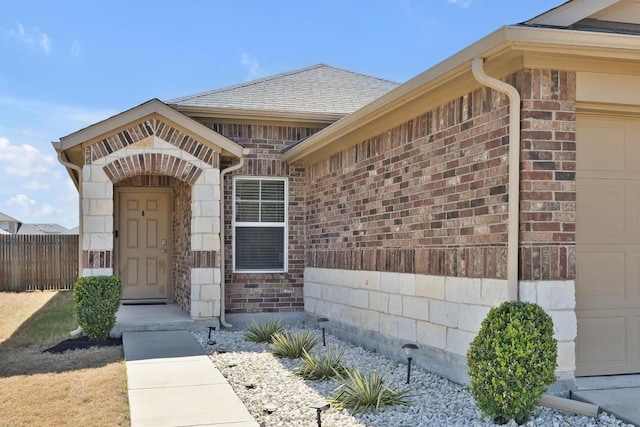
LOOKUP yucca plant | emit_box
[270,330,318,358]
[295,347,346,380]
[243,320,284,343]
[329,367,413,413]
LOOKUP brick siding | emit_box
[202,123,323,313]
[305,69,576,281]
[516,69,576,280]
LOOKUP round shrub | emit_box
[467,300,557,425]
[74,275,122,340]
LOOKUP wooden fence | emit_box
[0,234,79,291]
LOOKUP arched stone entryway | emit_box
[59,100,244,321]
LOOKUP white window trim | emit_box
[232,176,288,273]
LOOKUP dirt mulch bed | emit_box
[44,336,123,354]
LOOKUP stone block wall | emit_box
[202,122,322,313]
[305,268,576,384]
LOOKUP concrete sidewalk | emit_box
[123,330,259,427]
[573,375,640,426]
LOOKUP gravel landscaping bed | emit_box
[193,327,632,427]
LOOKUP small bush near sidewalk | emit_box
[467,300,557,425]
[74,275,122,340]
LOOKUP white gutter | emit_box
[218,148,250,328]
[471,58,520,301]
[283,25,640,163]
[55,150,84,282]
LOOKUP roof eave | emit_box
[526,0,620,27]
[57,98,244,158]
[281,25,640,163]
[171,105,347,125]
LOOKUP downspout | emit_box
[218,148,250,328]
[471,57,521,301]
[56,150,83,277]
[56,149,84,337]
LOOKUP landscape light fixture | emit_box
[402,343,419,384]
[310,401,330,427]
[317,317,329,346]
[207,326,216,345]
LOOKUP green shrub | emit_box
[243,320,283,343]
[73,276,122,340]
[467,300,558,425]
[270,330,317,359]
[329,367,413,413]
[295,347,345,380]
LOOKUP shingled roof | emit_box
[168,64,399,117]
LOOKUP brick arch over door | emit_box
[86,117,219,168]
[103,153,203,185]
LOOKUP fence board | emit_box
[0,235,79,291]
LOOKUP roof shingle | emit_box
[168,64,399,116]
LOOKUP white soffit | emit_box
[527,0,621,27]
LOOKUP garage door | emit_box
[576,115,640,376]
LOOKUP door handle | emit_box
[161,249,167,253]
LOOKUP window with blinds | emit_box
[233,178,287,272]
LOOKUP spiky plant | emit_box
[243,320,283,343]
[270,330,318,359]
[295,347,346,380]
[329,367,413,414]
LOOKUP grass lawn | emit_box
[0,291,129,426]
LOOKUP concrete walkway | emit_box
[123,330,259,427]
[573,375,640,426]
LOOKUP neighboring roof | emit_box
[168,64,399,121]
[16,223,69,235]
[282,0,640,164]
[65,226,80,234]
[0,229,10,235]
[0,212,21,223]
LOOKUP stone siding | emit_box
[305,268,576,384]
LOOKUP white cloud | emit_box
[71,40,81,57]
[0,96,115,137]
[447,0,471,8]
[24,181,51,190]
[3,22,52,54]
[6,194,57,218]
[40,33,51,53]
[240,53,264,81]
[0,136,55,177]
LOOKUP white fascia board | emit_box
[526,0,621,27]
[173,105,346,125]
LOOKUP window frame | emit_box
[232,176,288,273]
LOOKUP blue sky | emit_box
[0,0,561,228]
